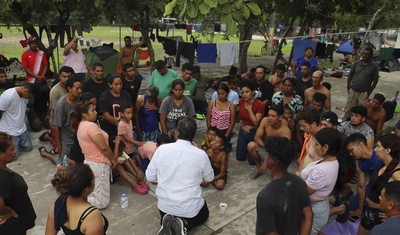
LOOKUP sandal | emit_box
[38,146,47,158]
[39,131,50,141]
[48,148,58,155]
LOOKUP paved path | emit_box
[14,55,400,234]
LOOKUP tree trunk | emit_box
[239,20,253,74]
[140,8,155,72]
[356,7,382,60]
[272,17,296,73]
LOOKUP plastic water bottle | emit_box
[120,194,128,212]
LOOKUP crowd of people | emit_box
[0,34,399,235]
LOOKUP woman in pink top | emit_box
[70,100,117,209]
[206,83,236,152]
[63,36,93,83]
[300,128,343,235]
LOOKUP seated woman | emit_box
[159,79,195,136]
[45,164,108,234]
[135,85,161,142]
[301,128,343,235]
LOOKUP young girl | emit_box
[283,104,295,131]
[201,127,218,151]
[118,103,145,168]
[110,137,148,194]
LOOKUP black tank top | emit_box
[368,168,400,203]
[61,206,109,235]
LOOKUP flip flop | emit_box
[38,146,47,158]
[39,131,50,141]
[48,148,58,155]
[196,113,206,120]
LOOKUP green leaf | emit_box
[243,4,250,18]
[227,20,238,36]
[235,0,243,9]
[164,0,178,17]
[198,2,210,15]
[178,0,187,18]
[246,2,261,15]
[187,1,198,18]
[217,0,227,3]
[204,0,218,8]
[220,13,232,24]
[233,12,245,24]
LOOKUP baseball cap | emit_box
[321,111,340,126]
[26,36,38,44]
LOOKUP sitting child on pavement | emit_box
[111,136,148,195]
[202,133,228,190]
[201,127,218,152]
[138,134,171,171]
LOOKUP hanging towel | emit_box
[218,42,238,66]
[164,38,177,55]
[197,44,217,63]
[176,41,196,66]
[186,24,193,35]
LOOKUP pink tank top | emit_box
[211,100,232,130]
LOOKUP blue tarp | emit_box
[337,40,353,55]
[293,39,317,60]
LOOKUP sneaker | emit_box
[157,214,175,235]
[248,168,261,179]
[171,218,187,235]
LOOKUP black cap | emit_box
[321,111,340,126]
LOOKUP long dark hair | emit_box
[70,100,95,132]
[51,164,94,197]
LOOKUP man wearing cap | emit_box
[22,36,49,84]
[0,84,38,158]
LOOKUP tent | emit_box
[337,40,353,54]
[83,46,119,78]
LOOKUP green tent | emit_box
[281,41,293,55]
[83,46,119,79]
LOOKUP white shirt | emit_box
[212,90,239,105]
[146,139,214,217]
[0,88,28,135]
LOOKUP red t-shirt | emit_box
[21,49,48,83]
[239,98,265,126]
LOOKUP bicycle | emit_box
[261,40,278,55]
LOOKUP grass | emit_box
[0,25,266,70]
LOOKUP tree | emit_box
[0,0,105,73]
[164,0,261,73]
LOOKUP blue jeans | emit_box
[310,198,330,235]
[236,127,256,164]
[11,129,32,159]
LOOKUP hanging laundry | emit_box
[197,44,217,63]
[176,41,196,67]
[214,24,221,32]
[218,42,238,66]
[164,38,177,55]
[194,24,201,32]
[220,24,227,32]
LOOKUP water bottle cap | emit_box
[122,194,127,197]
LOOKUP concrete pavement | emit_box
[13,55,400,234]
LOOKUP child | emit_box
[111,137,148,194]
[283,104,295,131]
[231,77,242,97]
[202,133,228,190]
[138,134,171,171]
[118,102,145,168]
[201,127,218,151]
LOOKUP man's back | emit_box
[256,174,310,235]
[146,139,214,217]
[0,88,27,135]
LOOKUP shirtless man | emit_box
[247,105,292,179]
[268,64,285,92]
[363,93,386,139]
[119,36,144,69]
[202,133,228,190]
[297,106,322,174]
[304,70,331,110]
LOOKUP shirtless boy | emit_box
[247,105,292,179]
[363,93,386,139]
[268,64,285,92]
[119,36,144,69]
[304,70,331,110]
[202,133,228,190]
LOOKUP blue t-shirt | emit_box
[295,57,318,79]
[358,150,383,191]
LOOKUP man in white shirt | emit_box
[146,116,214,234]
[0,84,37,158]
